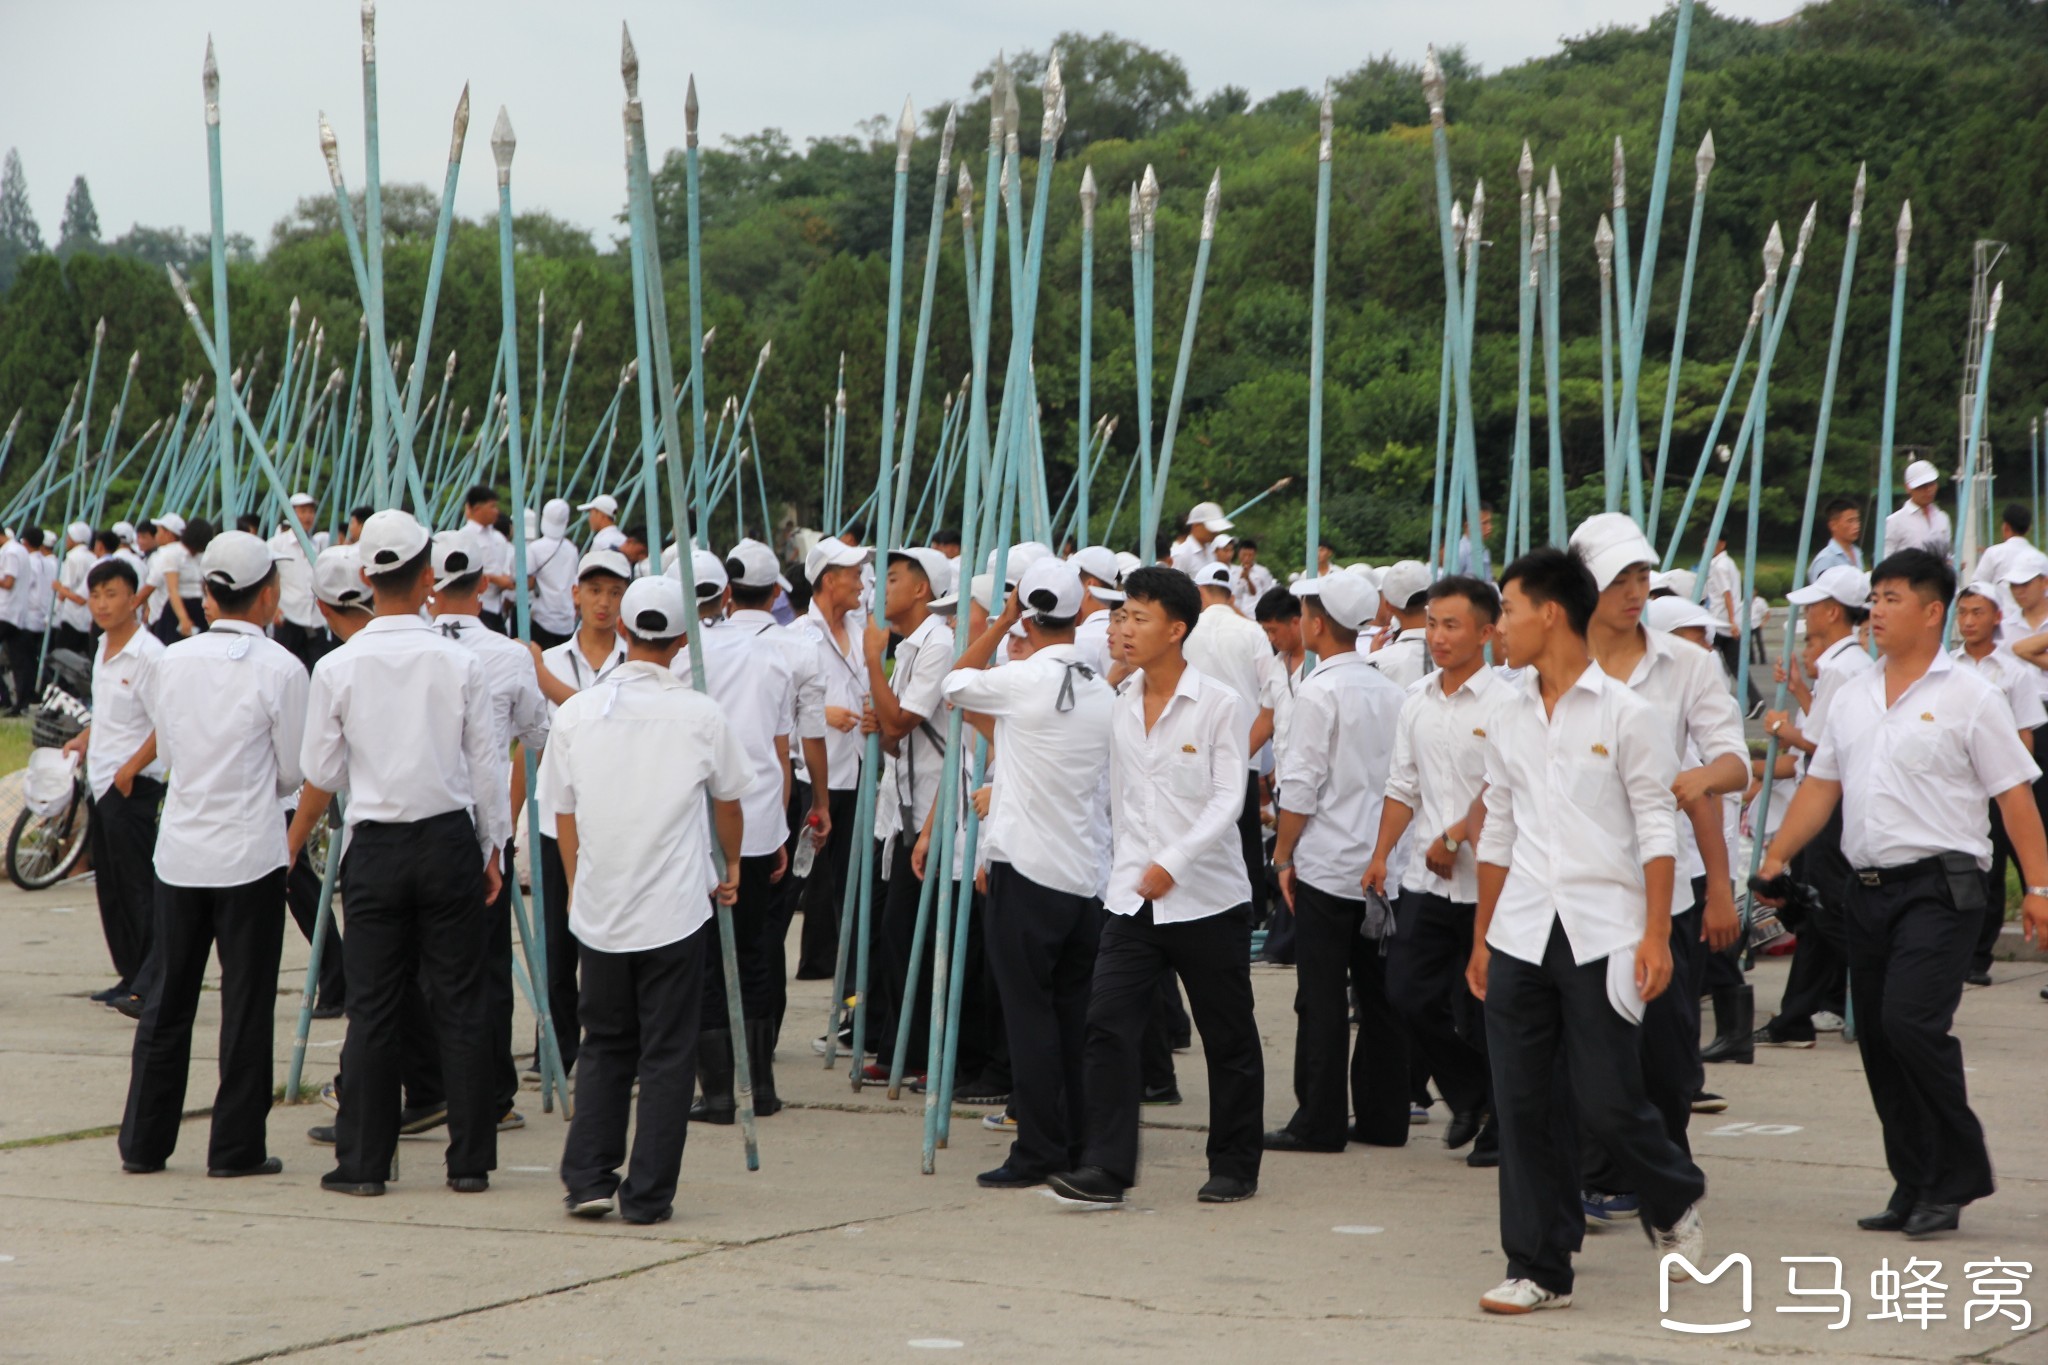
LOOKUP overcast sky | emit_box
[2,0,1797,250]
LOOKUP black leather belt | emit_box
[1853,855,1945,887]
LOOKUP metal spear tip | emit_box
[127,350,140,374]
[1421,44,1446,117]
[1986,280,2003,331]
[361,0,375,49]
[1079,164,1097,206]
[759,339,773,363]
[359,315,369,339]
[203,36,219,120]
[702,325,717,352]
[1518,140,1533,190]
[895,94,918,171]
[571,320,584,344]
[1002,72,1022,153]
[1595,213,1614,265]
[1896,199,1913,262]
[956,162,974,210]
[1793,201,1817,261]
[289,296,301,322]
[1850,162,1867,227]
[1696,129,1715,177]
[620,22,639,95]
[1611,136,1626,207]
[318,114,343,185]
[1201,169,1221,240]
[1546,164,1561,214]
[165,264,199,316]
[1450,200,1465,237]
[451,84,471,161]
[1762,221,1784,277]
[94,315,106,340]
[939,102,958,174]
[1043,52,1067,145]
[1468,179,1485,239]
[685,75,699,146]
[491,106,516,179]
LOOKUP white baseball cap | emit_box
[1903,459,1940,490]
[1185,500,1233,533]
[1291,573,1381,631]
[578,548,634,582]
[1651,567,1698,601]
[1645,595,1716,640]
[1192,562,1234,591]
[66,521,90,546]
[313,545,371,610]
[357,509,431,575]
[1070,545,1125,602]
[1997,546,2048,585]
[577,494,620,517]
[540,497,572,538]
[888,547,954,601]
[681,547,728,599]
[1017,557,1085,619]
[805,538,873,585]
[157,513,187,537]
[200,530,280,593]
[1787,564,1871,609]
[112,520,135,545]
[289,491,316,509]
[621,574,689,638]
[724,538,782,589]
[1569,512,1659,591]
[430,530,481,591]
[1379,559,1432,612]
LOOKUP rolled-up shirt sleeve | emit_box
[1384,694,1423,812]
[1275,686,1332,818]
[1476,735,1516,869]
[1154,692,1248,884]
[1618,700,1680,865]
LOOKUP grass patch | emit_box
[0,1123,121,1151]
[0,716,30,777]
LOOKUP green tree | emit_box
[56,176,99,258]
[0,149,44,290]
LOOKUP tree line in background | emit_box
[0,0,2044,567]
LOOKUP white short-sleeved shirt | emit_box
[1386,664,1506,902]
[537,661,754,952]
[87,628,168,798]
[794,604,867,793]
[57,544,94,633]
[269,530,324,629]
[878,613,954,839]
[0,541,28,625]
[1275,651,1407,895]
[1950,643,2048,733]
[1704,551,1742,630]
[525,536,579,637]
[1809,651,2041,871]
[1182,601,1268,768]
[1884,501,1952,561]
[675,619,792,858]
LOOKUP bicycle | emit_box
[7,649,96,892]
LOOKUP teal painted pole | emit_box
[1306,89,1333,583]
[1949,284,2005,648]
[1146,174,1221,570]
[1542,170,1566,544]
[684,77,709,531]
[358,6,391,509]
[1509,145,1535,562]
[201,41,237,517]
[1427,298,1453,571]
[1597,215,1618,512]
[1076,165,1097,543]
[1660,286,1764,569]
[1132,171,1157,558]
[889,105,957,549]
[1422,50,1484,579]
[1646,133,1716,545]
[1609,145,1643,523]
[1873,202,1912,554]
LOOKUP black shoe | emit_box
[954,1081,1012,1107]
[1140,1084,1182,1106]
[1857,1207,1910,1232]
[311,1001,345,1021]
[399,1103,448,1135]
[112,993,144,1020]
[1691,1092,1728,1114]
[1046,1166,1126,1205]
[208,1156,282,1178]
[976,1164,1043,1189]
[693,1028,736,1124]
[1903,1202,1960,1239]
[1700,984,1755,1064]
[1262,1128,1344,1154]
[1444,1108,1485,1150]
[1964,970,1992,988]
[565,1191,616,1219]
[1466,1115,1500,1168]
[90,983,128,1004]
[622,1206,673,1225]
[320,1171,385,1197]
[1197,1175,1257,1203]
[120,1158,165,1174]
[447,1175,489,1194]
[1754,1019,1815,1048]
[307,1124,337,1146]
[745,1019,781,1118]
[1169,1031,1192,1052]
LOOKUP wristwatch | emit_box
[1443,834,1462,854]
[2026,886,2048,899]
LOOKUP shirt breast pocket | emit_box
[1561,753,1616,811]
[1165,752,1209,800]
[1890,720,1944,774]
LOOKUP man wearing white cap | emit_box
[1951,581,2046,985]
[1048,566,1264,1208]
[1568,513,1746,1226]
[1069,545,1124,678]
[724,537,832,1055]
[1264,571,1410,1155]
[291,509,508,1198]
[676,549,794,1120]
[1169,501,1232,579]
[461,486,516,633]
[52,521,95,657]
[1183,560,1277,932]
[525,499,580,650]
[793,538,874,983]
[579,494,625,553]
[269,494,330,670]
[118,531,307,1180]
[940,558,1115,1189]
[542,574,753,1225]
[1884,459,1951,562]
[427,530,551,1130]
[1758,562,1873,1047]
[1367,560,1433,688]
[1470,546,1704,1314]
[859,546,955,1087]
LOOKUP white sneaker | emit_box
[1813,1010,1844,1032]
[1654,1204,1706,1281]
[1479,1278,1571,1314]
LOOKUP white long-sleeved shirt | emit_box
[1231,562,1276,616]
[1477,662,1679,966]
[1366,627,1430,690]
[525,535,580,637]
[1884,500,1952,561]
[1620,625,1748,884]
[1183,601,1269,769]
[56,544,93,633]
[465,521,514,616]
[1106,665,1250,923]
[86,628,168,799]
[536,661,755,953]
[269,530,324,629]
[1275,651,1406,895]
[675,618,792,858]
[149,621,308,887]
[730,607,828,786]
[433,614,549,843]
[942,642,1115,899]
[795,603,866,793]
[1809,651,2040,871]
[1386,664,1506,903]
[300,614,507,857]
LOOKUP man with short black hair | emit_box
[1808,497,1864,582]
[1230,537,1273,616]
[1368,560,1433,688]
[1049,566,1265,1207]
[793,539,873,984]
[578,494,624,553]
[1760,549,2048,1238]
[462,485,516,632]
[270,494,330,670]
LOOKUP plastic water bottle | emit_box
[791,810,822,879]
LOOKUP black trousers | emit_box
[1386,889,1489,1118]
[333,811,495,1183]
[539,834,580,1074]
[1283,880,1409,1147]
[561,925,708,1222]
[1585,894,1706,1194]
[701,852,779,1031]
[118,869,288,1171]
[479,609,507,636]
[529,625,570,651]
[984,862,1101,1178]
[485,842,520,1114]
[1845,862,1995,1210]
[1080,903,1264,1188]
[1977,745,2047,973]
[273,619,333,673]
[1485,919,1707,1297]
[284,821,345,1009]
[1142,971,1188,1091]
[90,779,164,989]
[765,782,810,1047]
[796,787,859,979]
[1778,805,1850,1033]
[4,622,42,707]
[1236,773,1267,926]
[53,623,89,658]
